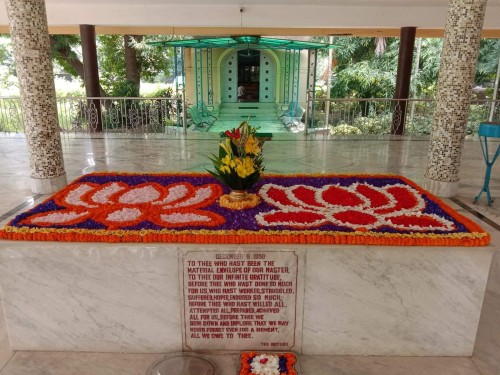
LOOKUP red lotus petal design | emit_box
[256,210,327,227]
[355,184,392,210]
[257,182,455,232]
[321,185,366,207]
[375,185,423,214]
[260,184,303,209]
[331,210,379,228]
[385,213,455,231]
[289,185,325,208]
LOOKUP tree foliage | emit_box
[0,34,16,90]
[476,39,500,84]
[1,33,499,100]
[330,37,398,98]
[98,34,173,96]
[413,38,442,97]
[50,35,82,77]
[324,37,446,99]
[0,36,10,63]
[48,33,174,97]
[0,32,178,97]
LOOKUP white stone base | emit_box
[0,242,493,356]
[0,297,13,369]
[30,174,67,194]
[424,177,459,198]
[302,247,492,356]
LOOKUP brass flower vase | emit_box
[219,188,260,210]
[229,189,249,202]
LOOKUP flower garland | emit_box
[219,192,261,210]
[0,172,490,246]
[240,352,297,375]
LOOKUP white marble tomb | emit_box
[0,242,493,356]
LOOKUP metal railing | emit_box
[0,96,184,134]
[305,97,500,136]
[0,95,499,136]
[0,97,24,133]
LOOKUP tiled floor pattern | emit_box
[0,132,499,374]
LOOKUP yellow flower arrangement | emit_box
[208,121,265,191]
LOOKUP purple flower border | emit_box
[8,173,470,235]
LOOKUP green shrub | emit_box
[147,86,174,98]
[330,123,362,135]
[353,115,391,134]
[111,80,140,97]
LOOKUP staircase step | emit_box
[218,115,277,121]
[220,109,277,115]
[220,103,277,110]
[217,102,279,123]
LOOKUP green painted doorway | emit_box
[221,49,275,103]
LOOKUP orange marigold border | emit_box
[0,172,491,247]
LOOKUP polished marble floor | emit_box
[0,131,498,226]
[0,131,499,374]
[0,352,487,375]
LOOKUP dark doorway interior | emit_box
[238,49,260,102]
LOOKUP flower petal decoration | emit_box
[385,213,455,231]
[256,181,456,232]
[0,172,490,246]
[152,182,192,206]
[96,207,145,229]
[256,209,328,228]
[225,127,241,139]
[22,210,91,226]
[54,182,99,208]
[152,209,226,228]
[17,178,225,230]
[90,182,127,204]
[240,352,297,375]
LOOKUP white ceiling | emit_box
[41,0,499,5]
[0,0,499,34]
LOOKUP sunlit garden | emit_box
[0,35,499,135]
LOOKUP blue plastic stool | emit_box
[474,122,500,206]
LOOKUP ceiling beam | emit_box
[0,25,499,38]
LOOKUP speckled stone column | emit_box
[5,0,67,194]
[424,0,487,197]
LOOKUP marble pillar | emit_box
[424,0,487,197]
[5,0,67,194]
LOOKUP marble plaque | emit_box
[181,249,299,352]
